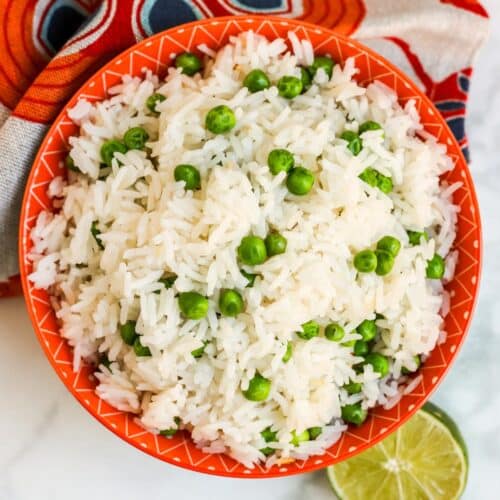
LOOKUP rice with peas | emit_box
[28,31,459,467]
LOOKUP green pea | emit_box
[325,323,345,342]
[120,320,137,346]
[354,340,370,356]
[358,167,379,188]
[426,254,445,279]
[155,274,177,293]
[159,417,181,437]
[341,403,368,426]
[377,173,393,194]
[159,428,177,437]
[308,427,322,440]
[300,67,312,92]
[341,339,356,348]
[99,354,111,370]
[340,130,362,156]
[407,230,429,246]
[240,269,259,288]
[65,154,79,172]
[358,167,393,194]
[353,250,377,273]
[237,236,267,265]
[282,341,293,363]
[243,373,271,401]
[296,320,320,340]
[353,362,365,374]
[243,69,270,93]
[377,236,401,257]
[191,340,209,359]
[175,52,202,76]
[219,289,244,317]
[309,55,335,80]
[123,127,149,150]
[365,352,390,377]
[277,75,303,99]
[260,447,275,456]
[174,164,201,190]
[344,381,363,394]
[100,139,128,167]
[286,167,315,195]
[261,426,277,442]
[375,250,395,276]
[359,121,382,134]
[205,105,236,134]
[402,355,421,375]
[357,320,377,341]
[146,93,166,114]
[267,148,294,175]
[91,221,104,250]
[133,337,151,357]
[178,292,209,320]
[265,232,287,257]
[290,429,310,446]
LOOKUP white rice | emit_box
[28,31,459,468]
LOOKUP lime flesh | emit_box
[327,403,468,500]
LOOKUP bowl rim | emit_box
[18,14,483,478]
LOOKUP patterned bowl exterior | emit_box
[19,16,482,478]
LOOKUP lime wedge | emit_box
[327,403,468,500]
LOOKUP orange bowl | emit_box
[19,16,482,478]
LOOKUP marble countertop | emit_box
[2,4,499,499]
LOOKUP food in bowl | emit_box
[27,31,459,468]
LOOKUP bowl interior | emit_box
[19,16,481,478]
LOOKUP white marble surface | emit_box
[2,4,500,499]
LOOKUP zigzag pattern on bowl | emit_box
[19,16,481,478]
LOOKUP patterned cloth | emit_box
[0,0,489,297]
